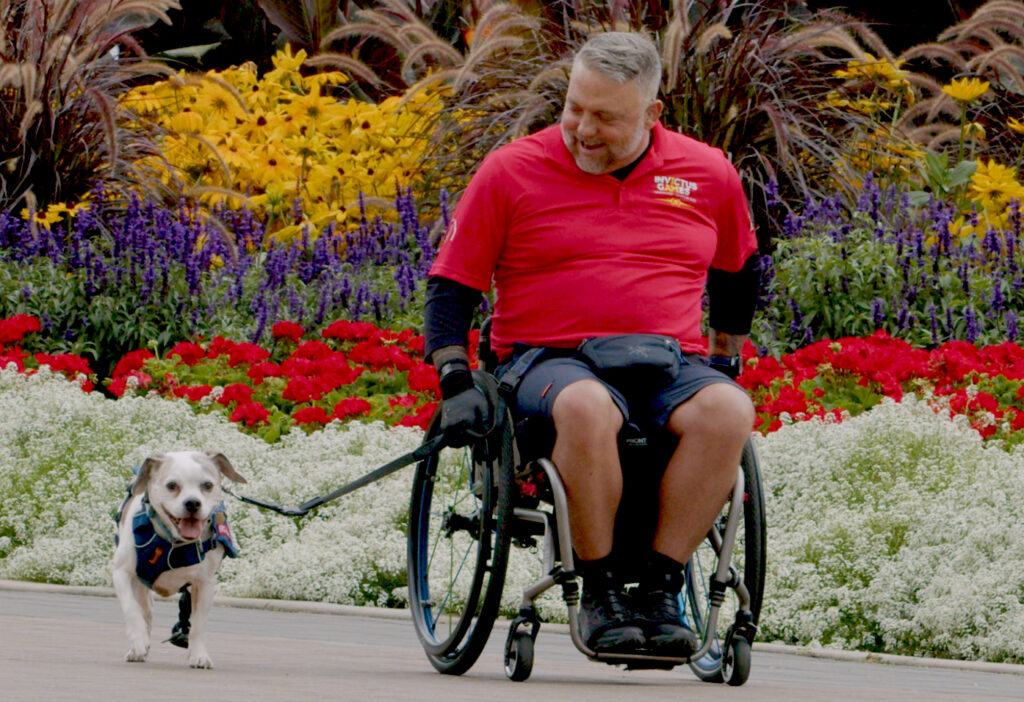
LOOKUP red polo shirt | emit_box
[430,122,757,358]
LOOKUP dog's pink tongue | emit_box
[178,518,203,540]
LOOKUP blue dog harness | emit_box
[115,493,239,590]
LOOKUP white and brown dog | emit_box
[113,451,246,668]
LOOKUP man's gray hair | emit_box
[574,32,662,102]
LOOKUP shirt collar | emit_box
[540,121,677,177]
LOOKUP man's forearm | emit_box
[708,329,746,357]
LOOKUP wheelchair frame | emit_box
[407,370,766,685]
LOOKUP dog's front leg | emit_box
[187,580,215,668]
[114,568,152,662]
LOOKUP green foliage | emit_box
[907,149,977,207]
[751,179,1023,353]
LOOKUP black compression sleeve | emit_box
[423,276,483,361]
[707,253,762,335]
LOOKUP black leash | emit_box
[222,433,448,518]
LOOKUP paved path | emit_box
[1,582,1022,701]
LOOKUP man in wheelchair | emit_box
[424,31,760,659]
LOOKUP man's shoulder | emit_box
[488,124,562,162]
[654,124,729,163]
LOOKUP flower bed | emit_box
[740,330,1024,445]
[1,365,1022,663]
[107,319,472,441]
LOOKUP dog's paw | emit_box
[188,650,214,669]
[125,644,149,663]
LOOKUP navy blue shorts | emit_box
[499,350,742,431]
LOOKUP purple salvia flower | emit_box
[871,298,885,327]
[1006,310,1018,341]
[965,307,979,343]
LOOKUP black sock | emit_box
[577,553,619,593]
[641,550,685,592]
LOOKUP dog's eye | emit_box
[202,481,214,491]
[165,481,178,491]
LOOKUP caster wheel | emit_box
[504,629,535,682]
[724,637,751,686]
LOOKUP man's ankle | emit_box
[638,550,685,593]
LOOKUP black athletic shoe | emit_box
[636,587,698,656]
[577,587,645,653]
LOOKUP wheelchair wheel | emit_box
[687,438,766,684]
[407,385,515,675]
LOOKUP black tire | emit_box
[504,628,535,682]
[687,438,766,684]
[407,377,514,675]
[724,637,752,686]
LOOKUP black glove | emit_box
[439,364,490,446]
[709,355,742,380]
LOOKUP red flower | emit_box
[34,352,93,378]
[396,402,438,430]
[0,314,41,345]
[111,349,155,378]
[227,342,271,367]
[174,384,213,402]
[167,342,205,366]
[283,376,326,403]
[321,320,380,341]
[294,406,332,425]
[217,383,253,405]
[247,362,282,385]
[230,400,270,426]
[348,340,415,370]
[207,336,237,359]
[272,321,305,343]
[292,340,334,361]
[407,362,440,394]
[405,334,426,354]
[333,397,372,418]
[0,349,26,371]
[108,371,153,398]
[388,393,418,408]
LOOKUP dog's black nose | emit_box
[183,498,201,514]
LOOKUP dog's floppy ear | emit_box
[206,452,247,484]
[131,454,165,496]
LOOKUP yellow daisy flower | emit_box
[1008,117,1024,134]
[942,77,990,104]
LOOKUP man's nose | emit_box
[576,113,597,138]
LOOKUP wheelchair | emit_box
[406,334,767,685]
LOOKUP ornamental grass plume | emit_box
[896,0,1024,171]
[0,0,180,213]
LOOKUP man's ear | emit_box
[131,454,165,496]
[645,99,664,129]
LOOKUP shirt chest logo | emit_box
[653,175,699,205]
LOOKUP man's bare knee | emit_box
[668,383,754,444]
[552,379,623,435]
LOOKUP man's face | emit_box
[560,62,662,175]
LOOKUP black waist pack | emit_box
[577,334,683,382]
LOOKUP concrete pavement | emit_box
[2,580,1023,701]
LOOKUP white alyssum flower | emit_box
[754,395,1024,662]
[3,369,1024,662]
